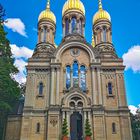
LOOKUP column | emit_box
[83,111,87,137]
[91,67,97,105]
[91,67,94,105]
[79,69,81,88]
[97,68,102,105]
[71,69,73,88]
[56,67,60,105]
[38,28,41,43]
[50,67,55,105]
[76,19,79,34]
[69,18,72,34]
[41,28,44,42]
[62,23,65,37]
[63,69,66,89]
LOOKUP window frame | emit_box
[108,82,113,95]
[112,122,116,134]
[38,82,44,96]
[36,123,40,133]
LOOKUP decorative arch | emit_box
[61,91,91,108]
[54,42,95,63]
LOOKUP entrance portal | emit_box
[70,112,83,140]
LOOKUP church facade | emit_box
[5,0,132,140]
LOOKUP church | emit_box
[5,0,132,140]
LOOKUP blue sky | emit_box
[1,0,140,109]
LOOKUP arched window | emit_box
[36,123,40,133]
[66,65,71,89]
[70,102,75,107]
[103,27,107,42]
[43,27,47,42]
[108,82,112,95]
[112,123,116,133]
[78,102,83,107]
[65,19,69,35]
[39,82,43,95]
[71,17,77,33]
[73,61,79,86]
[80,65,86,92]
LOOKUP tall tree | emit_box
[0,4,20,140]
[130,112,140,140]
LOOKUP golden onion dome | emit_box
[93,0,111,24]
[62,0,85,16]
[38,0,56,24]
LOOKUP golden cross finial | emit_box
[46,0,50,10]
[99,0,103,10]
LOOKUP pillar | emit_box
[50,67,55,105]
[56,67,60,105]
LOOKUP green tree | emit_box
[62,118,69,137]
[0,4,20,140]
[85,118,92,137]
[130,112,140,140]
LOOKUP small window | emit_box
[112,123,116,133]
[39,82,43,95]
[36,123,40,133]
[78,102,83,107]
[108,82,113,95]
[70,102,75,107]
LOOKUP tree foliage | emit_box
[62,118,69,136]
[0,4,20,140]
[130,112,140,140]
[85,118,92,137]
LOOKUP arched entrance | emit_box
[70,112,83,140]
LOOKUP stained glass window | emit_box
[73,61,79,86]
[66,65,71,89]
[39,82,43,95]
[80,65,86,92]
[71,17,77,33]
[108,82,112,95]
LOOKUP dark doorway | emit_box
[70,112,83,140]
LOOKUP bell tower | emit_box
[62,0,85,37]
[92,0,112,45]
[38,0,56,45]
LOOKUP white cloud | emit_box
[10,44,33,59]
[4,18,27,37]
[123,45,140,72]
[10,44,33,84]
[129,105,140,115]
[13,59,27,84]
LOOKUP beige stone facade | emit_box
[5,0,132,140]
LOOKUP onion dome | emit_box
[62,0,85,16]
[38,0,56,24]
[93,0,111,24]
